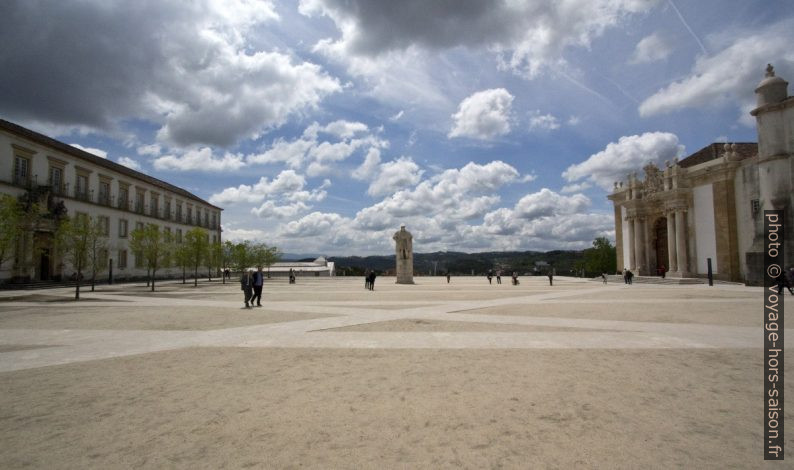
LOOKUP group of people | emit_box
[486,270,503,285]
[364,270,377,290]
[622,268,635,284]
[239,266,265,308]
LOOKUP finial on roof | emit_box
[766,64,775,78]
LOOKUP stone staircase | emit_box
[600,275,707,285]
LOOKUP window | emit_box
[98,181,110,206]
[204,210,209,227]
[98,216,110,236]
[211,212,217,229]
[150,194,159,217]
[164,199,171,220]
[176,202,183,222]
[212,234,217,244]
[118,250,128,269]
[118,185,129,210]
[135,191,145,214]
[187,205,193,224]
[75,174,89,201]
[119,219,128,238]
[176,229,182,243]
[14,155,31,186]
[49,166,64,195]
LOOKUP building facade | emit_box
[608,65,793,284]
[0,119,223,283]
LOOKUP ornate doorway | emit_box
[654,217,668,275]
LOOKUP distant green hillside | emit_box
[329,250,589,277]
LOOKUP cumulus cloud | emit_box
[367,157,423,197]
[0,0,340,148]
[449,88,514,140]
[562,132,685,190]
[300,0,654,79]
[352,148,382,180]
[282,211,346,237]
[246,120,386,175]
[513,188,590,219]
[630,33,671,64]
[528,111,561,131]
[70,143,107,159]
[209,170,307,205]
[116,156,142,171]
[136,144,161,157]
[561,182,592,193]
[638,21,794,118]
[153,147,245,172]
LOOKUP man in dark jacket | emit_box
[240,269,253,308]
[251,266,264,307]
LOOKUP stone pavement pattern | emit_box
[0,276,790,468]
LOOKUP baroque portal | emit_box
[393,225,414,284]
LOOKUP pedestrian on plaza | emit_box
[602,273,607,284]
[364,270,371,290]
[368,271,377,291]
[626,269,634,285]
[777,267,794,295]
[251,266,264,307]
[547,269,553,286]
[512,271,519,285]
[447,272,451,283]
[240,269,253,308]
[487,270,493,284]
[289,268,296,284]
[622,268,628,284]
[496,270,502,284]
[660,264,666,279]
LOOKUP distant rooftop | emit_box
[678,142,757,168]
[0,118,221,210]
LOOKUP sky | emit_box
[2,0,793,256]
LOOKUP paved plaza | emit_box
[0,276,790,468]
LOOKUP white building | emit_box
[608,65,793,284]
[265,257,335,277]
[0,119,223,283]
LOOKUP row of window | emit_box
[74,212,219,245]
[12,152,219,229]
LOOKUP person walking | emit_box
[660,264,666,279]
[240,269,253,308]
[602,273,607,284]
[364,270,371,290]
[622,268,628,284]
[496,270,502,284]
[368,271,377,291]
[446,272,451,283]
[487,270,493,284]
[547,269,553,286]
[512,271,519,285]
[626,269,634,285]
[251,266,264,307]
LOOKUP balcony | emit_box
[98,193,111,207]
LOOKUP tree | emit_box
[55,215,92,300]
[173,241,191,284]
[130,224,171,291]
[230,241,254,274]
[584,237,617,276]
[207,241,222,282]
[86,219,109,292]
[185,228,209,287]
[0,194,24,271]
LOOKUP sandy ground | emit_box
[0,276,789,468]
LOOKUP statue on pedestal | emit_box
[393,225,414,284]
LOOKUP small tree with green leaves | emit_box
[173,241,191,284]
[55,215,92,300]
[87,219,109,292]
[584,236,617,276]
[207,241,223,282]
[230,241,254,274]
[185,228,209,287]
[0,194,24,271]
[130,224,171,291]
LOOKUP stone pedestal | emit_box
[393,225,414,284]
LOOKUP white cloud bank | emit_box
[449,88,514,140]
[562,132,685,190]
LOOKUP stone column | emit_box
[666,213,677,272]
[675,210,688,275]
[634,217,644,273]
[627,217,635,270]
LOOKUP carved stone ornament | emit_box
[642,162,664,195]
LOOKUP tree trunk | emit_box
[91,266,96,292]
[151,266,156,292]
[194,264,198,287]
[75,260,81,300]
[146,267,150,286]
[208,266,211,282]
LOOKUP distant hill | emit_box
[328,250,587,276]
